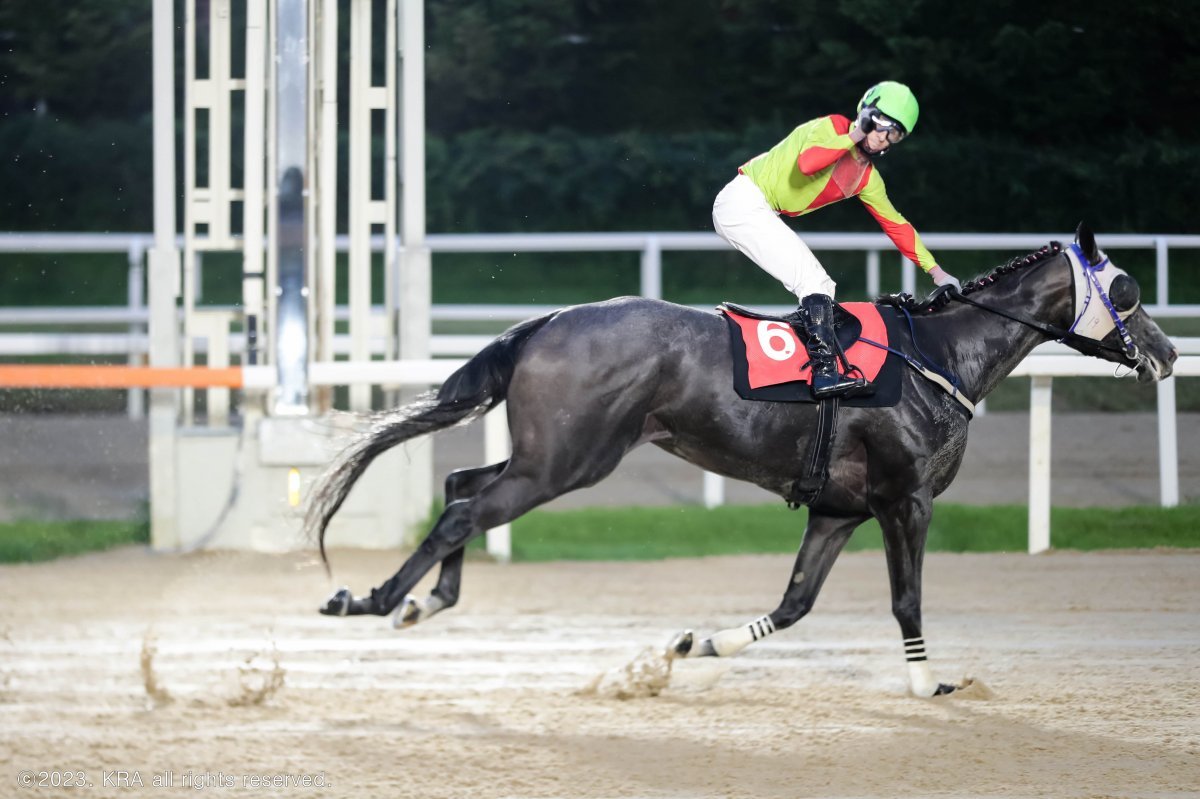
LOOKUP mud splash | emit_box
[580,645,675,700]
[139,630,172,706]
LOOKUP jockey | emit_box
[713,81,960,398]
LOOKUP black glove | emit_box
[857,106,876,134]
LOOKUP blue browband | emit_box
[1065,242,1138,360]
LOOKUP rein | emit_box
[947,245,1138,363]
[860,302,976,417]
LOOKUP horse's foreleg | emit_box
[671,511,866,659]
[878,494,956,697]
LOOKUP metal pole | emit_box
[272,0,311,416]
[1027,376,1052,554]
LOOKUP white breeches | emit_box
[712,173,837,301]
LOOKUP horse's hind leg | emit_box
[324,453,617,617]
[672,511,866,658]
[393,462,507,628]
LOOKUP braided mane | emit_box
[881,241,1064,313]
[959,241,1063,297]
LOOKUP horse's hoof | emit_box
[392,595,423,629]
[933,682,957,696]
[666,630,694,659]
[319,586,353,617]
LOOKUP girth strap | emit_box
[787,397,840,509]
[897,359,976,416]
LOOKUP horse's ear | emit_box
[1075,221,1100,265]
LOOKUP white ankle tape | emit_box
[709,615,776,657]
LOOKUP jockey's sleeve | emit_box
[796,115,855,176]
[857,168,938,272]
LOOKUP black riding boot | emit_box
[798,294,868,398]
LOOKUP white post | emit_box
[901,255,916,297]
[865,250,880,298]
[1027,376,1053,554]
[703,471,725,509]
[484,403,512,562]
[641,235,662,300]
[397,0,434,547]
[150,0,181,550]
[1157,376,1179,507]
[243,0,267,365]
[383,0,398,364]
[126,241,145,420]
[1155,236,1169,306]
[347,0,372,411]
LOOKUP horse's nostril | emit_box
[1171,348,1179,363]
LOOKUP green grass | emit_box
[507,503,1200,561]
[0,519,149,563]
[2,503,1197,565]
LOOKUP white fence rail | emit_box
[3,230,1200,315]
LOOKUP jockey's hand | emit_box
[929,266,962,293]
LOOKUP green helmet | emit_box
[857,81,919,135]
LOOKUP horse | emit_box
[308,223,1177,697]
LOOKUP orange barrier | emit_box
[0,365,244,389]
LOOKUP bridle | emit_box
[948,242,1141,365]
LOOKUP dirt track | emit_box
[2,547,1197,798]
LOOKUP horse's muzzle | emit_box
[1137,348,1176,382]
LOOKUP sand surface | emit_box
[2,547,1197,798]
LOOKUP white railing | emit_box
[1010,341,1199,553]
[3,229,1200,313]
[3,230,1199,357]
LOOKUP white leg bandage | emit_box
[904,637,938,697]
[708,615,776,657]
[713,174,837,301]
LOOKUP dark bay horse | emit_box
[309,224,1176,697]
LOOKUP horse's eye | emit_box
[1109,275,1140,312]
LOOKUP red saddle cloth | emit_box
[723,302,889,390]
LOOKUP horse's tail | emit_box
[307,312,557,567]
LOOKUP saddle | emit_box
[723,301,865,353]
[719,300,904,510]
[719,301,902,408]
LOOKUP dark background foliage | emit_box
[0,0,1195,234]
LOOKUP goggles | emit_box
[867,112,908,143]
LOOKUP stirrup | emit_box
[810,365,868,399]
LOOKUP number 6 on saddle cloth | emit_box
[720,301,905,407]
